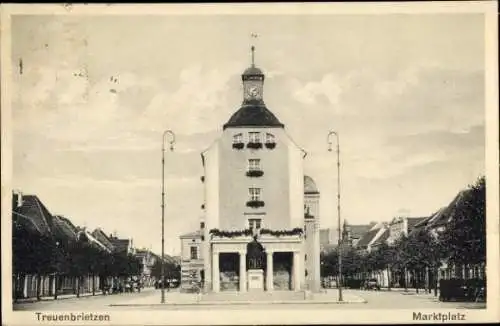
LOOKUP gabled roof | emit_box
[51,215,78,241]
[223,99,284,130]
[109,238,132,254]
[91,228,115,251]
[12,195,53,236]
[407,217,428,230]
[413,214,434,229]
[430,190,468,227]
[371,228,390,247]
[348,224,374,239]
[78,229,112,253]
[355,228,381,248]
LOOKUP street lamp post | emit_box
[327,131,343,302]
[161,130,176,304]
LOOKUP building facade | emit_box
[179,229,204,290]
[386,216,427,246]
[181,49,321,293]
[342,221,376,248]
[134,249,158,287]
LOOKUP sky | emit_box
[10,14,485,255]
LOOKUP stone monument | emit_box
[246,236,266,291]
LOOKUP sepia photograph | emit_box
[1,2,498,325]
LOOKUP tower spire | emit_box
[251,45,255,67]
[250,33,258,67]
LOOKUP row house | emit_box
[347,184,483,289]
[342,221,377,248]
[134,249,159,287]
[409,189,484,281]
[11,191,142,300]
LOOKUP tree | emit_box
[440,176,486,276]
[377,242,398,290]
[320,249,338,278]
[407,228,444,293]
[151,259,180,281]
[126,254,142,276]
[393,235,410,290]
[12,223,68,300]
[369,243,397,290]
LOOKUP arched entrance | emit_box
[246,236,266,291]
[273,252,293,290]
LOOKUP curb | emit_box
[14,289,157,304]
[14,292,105,304]
[110,299,367,307]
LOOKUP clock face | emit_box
[248,86,260,98]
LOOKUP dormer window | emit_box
[249,132,261,143]
[233,133,243,143]
[232,133,244,149]
[265,133,275,143]
[247,132,263,149]
[265,133,276,149]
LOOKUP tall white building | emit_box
[180,47,321,293]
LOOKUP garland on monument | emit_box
[209,228,253,238]
[208,228,304,238]
[260,228,303,237]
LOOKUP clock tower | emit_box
[242,46,264,102]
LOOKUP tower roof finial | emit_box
[251,33,258,67]
[251,45,255,67]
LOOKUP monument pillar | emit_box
[293,251,301,291]
[266,251,274,291]
[212,251,220,292]
[239,251,247,292]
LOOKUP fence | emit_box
[12,274,111,300]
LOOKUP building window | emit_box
[249,188,261,201]
[190,246,198,260]
[265,133,276,149]
[247,188,264,208]
[247,159,264,177]
[247,132,262,149]
[233,133,243,143]
[233,133,244,149]
[248,218,262,231]
[249,132,261,143]
[248,159,261,171]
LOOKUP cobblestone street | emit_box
[13,288,486,311]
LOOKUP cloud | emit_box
[291,73,343,107]
[10,15,486,252]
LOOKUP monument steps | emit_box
[201,290,307,302]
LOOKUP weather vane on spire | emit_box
[251,33,258,67]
